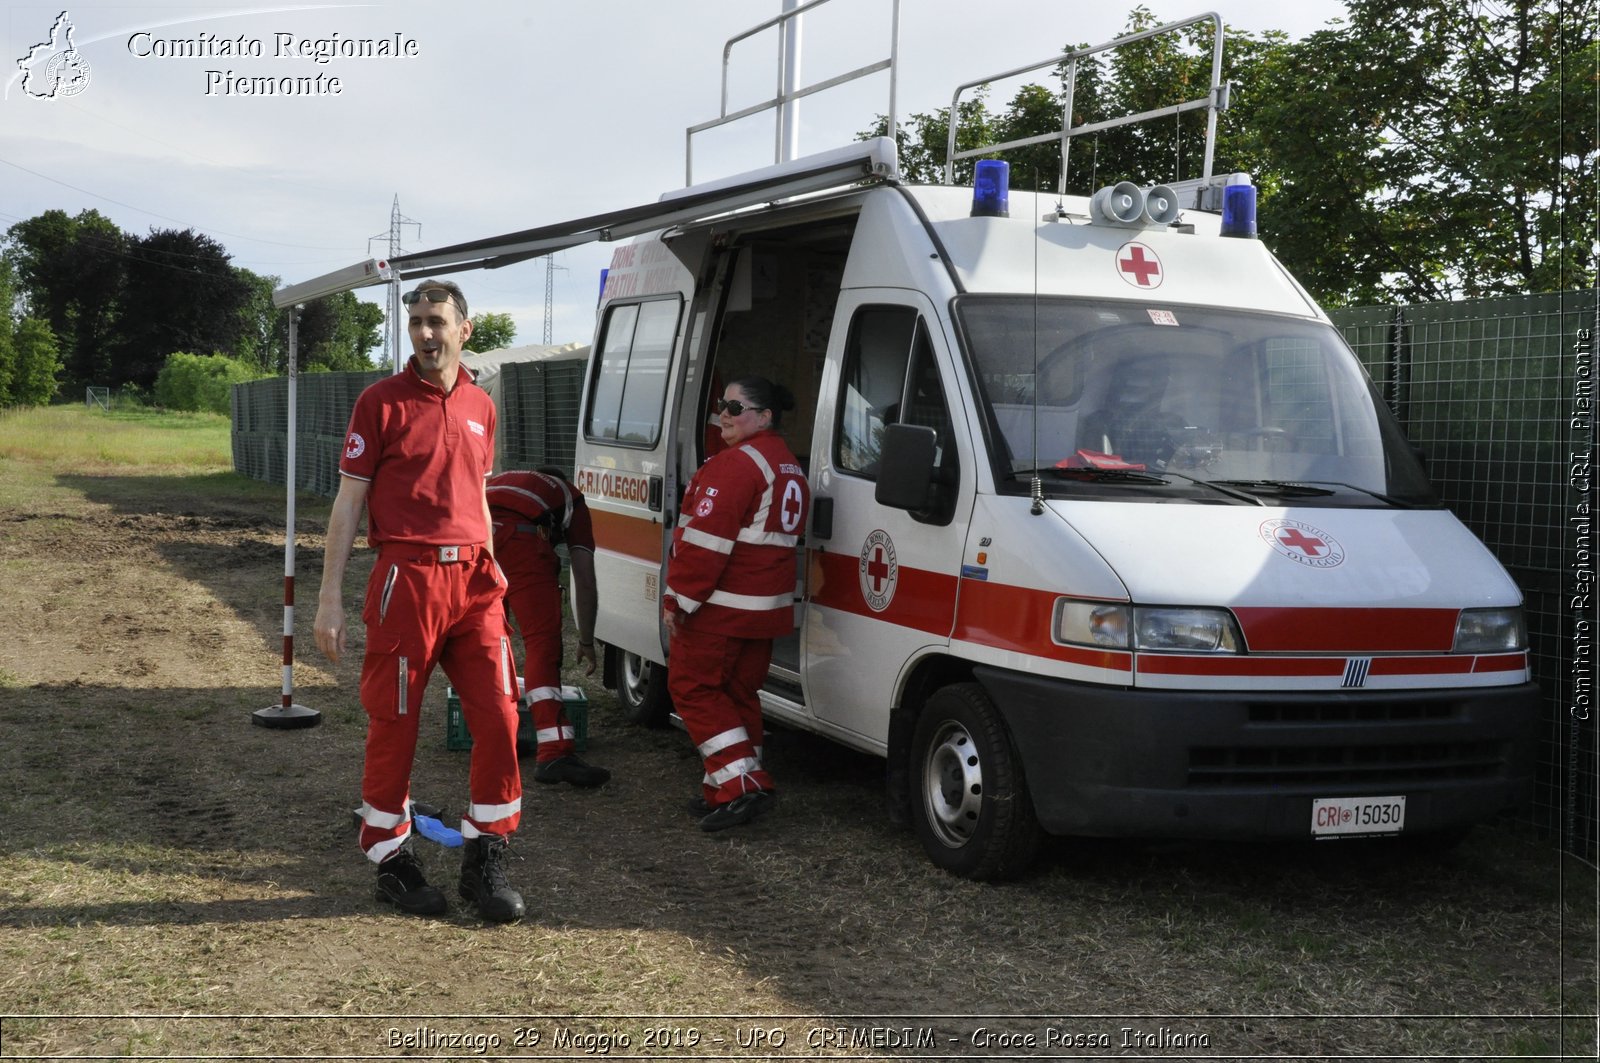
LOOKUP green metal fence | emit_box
[1331,290,1597,858]
[231,370,385,497]
[497,359,583,474]
[231,360,585,493]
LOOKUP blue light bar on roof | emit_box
[972,159,1010,218]
[1221,176,1257,239]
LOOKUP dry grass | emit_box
[0,410,1594,1059]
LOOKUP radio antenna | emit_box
[1029,171,1045,515]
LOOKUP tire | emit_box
[615,647,672,728]
[909,682,1043,880]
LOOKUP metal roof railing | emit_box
[943,11,1227,193]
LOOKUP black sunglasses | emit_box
[716,398,765,417]
[402,288,465,315]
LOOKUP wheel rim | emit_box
[621,652,650,706]
[920,720,983,848]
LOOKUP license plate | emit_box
[1311,795,1406,837]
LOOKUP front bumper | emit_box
[974,665,1541,840]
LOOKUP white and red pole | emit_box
[255,309,320,729]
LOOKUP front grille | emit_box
[1187,739,1507,788]
[1248,701,1457,724]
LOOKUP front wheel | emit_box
[909,682,1042,880]
[614,647,672,727]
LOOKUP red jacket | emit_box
[666,430,809,639]
[485,470,594,551]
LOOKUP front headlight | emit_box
[1453,607,1526,652]
[1134,607,1242,652]
[1055,600,1131,648]
[1054,599,1242,653]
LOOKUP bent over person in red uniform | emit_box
[486,467,609,786]
[663,375,810,832]
[313,278,526,923]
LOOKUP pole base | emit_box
[253,704,322,730]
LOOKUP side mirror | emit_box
[875,424,939,512]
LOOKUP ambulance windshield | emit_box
[954,297,1437,506]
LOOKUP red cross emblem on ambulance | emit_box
[858,529,899,612]
[1116,241,1163,289]
[1260,518,1346,569]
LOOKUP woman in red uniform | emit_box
[664,375,810,832]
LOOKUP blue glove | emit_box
[414,813,463,848]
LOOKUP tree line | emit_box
[3,0,1591,409]
[0,210,520,410]
[870,0,1594,306]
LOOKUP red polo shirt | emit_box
[339,359,496,546]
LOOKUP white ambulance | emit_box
[482,10,1540,878]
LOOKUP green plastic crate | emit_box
[446,684,587,753]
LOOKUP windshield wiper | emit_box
[1158,471,1267,506]
[1040,466,1171,485]
[1209,478,1337,499]
[1288,480,1420,508]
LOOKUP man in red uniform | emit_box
[486,467,609,787]
[663,375,809,832]
[313,278,526,923]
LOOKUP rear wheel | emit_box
[910,682,1042,880]
[614,647,672,727]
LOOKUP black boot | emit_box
[374,845,447,915]
[533,754,611,788]
[459,834,526,924]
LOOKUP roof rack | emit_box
[942,11,1228,195]
[685,0,902,186]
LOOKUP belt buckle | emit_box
[437,545,460,563]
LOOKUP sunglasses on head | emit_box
[716,398,765,417]
[402,288,464,314]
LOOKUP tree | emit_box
[1233,0,1597,303]
[465,311,517,353]
[864,2,1595,304]
[154,351,262,414]
[113,228,253,390]
[232,267,296,374]
[0,258,16,404]
[863,90,996,185]
[10,318,61,406]
[3,209,125,392]
[295,292,384,372]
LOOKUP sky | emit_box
[1,0,1350,358]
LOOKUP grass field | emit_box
[0,404,236,468]
[0,405,1595,1060]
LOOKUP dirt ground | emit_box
[0,456,1595,1060]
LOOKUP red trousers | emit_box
[356,544,521,862]
[494,525,577,764]
[666,626,774,806]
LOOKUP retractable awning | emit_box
[271,137,896,308]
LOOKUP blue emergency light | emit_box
[971,159,1010,218]
[1221,178,1257,238]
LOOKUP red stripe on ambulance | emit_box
[953,578,1133,673]
[1232,607,1459,653]
[807,550,954,636]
